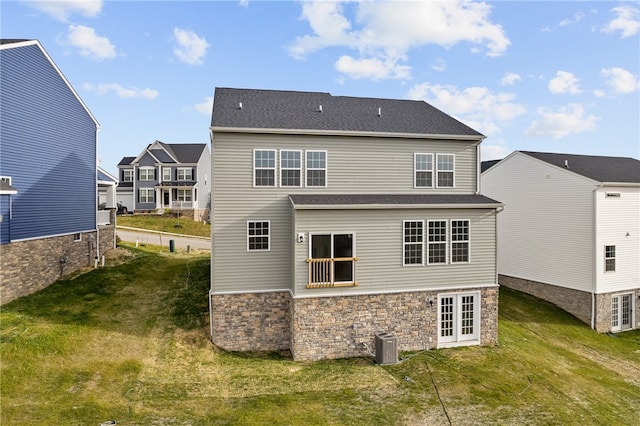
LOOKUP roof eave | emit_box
[291,202,503,210]
[210,126,485,142]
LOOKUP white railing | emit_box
[97,210,111,226]
[173,201,194,209]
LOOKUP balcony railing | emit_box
[97,209,113,226]
[306,257,359,288]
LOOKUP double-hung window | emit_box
[177,189,192,202]
[451,220,470,263]
[177,167,193,181]
[247,221,270,251]
[403,220,424,265]
[436,154,455,188]
[122,169,133,182]
[415,153,433,188]
[605,245,616,272]
[139,167,155,181]
[162,168,171,182]
[306,150,327,187]
[254,150,276,187]
[428,220,447,264]
[280,150,302,187]
[139,188,154,203]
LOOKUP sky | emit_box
[2,0,639,177]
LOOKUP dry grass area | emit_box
[1,244,639,425]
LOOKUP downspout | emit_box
[591,183,604,330]
[495,206,504,286]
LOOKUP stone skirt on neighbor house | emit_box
[210,286,498,361]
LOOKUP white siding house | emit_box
[482,151,640,333]
[210,88,502,361]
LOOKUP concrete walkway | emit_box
[116,226,211,251]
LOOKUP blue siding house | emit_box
[0,39,114,304]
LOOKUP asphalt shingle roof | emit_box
[211,87,483,138]
[118,156,135,166]
[289,194,501,207]
[165,143,206,163]
[521,151,640,183]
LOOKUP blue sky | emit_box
[3,1,639,176]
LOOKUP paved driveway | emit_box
[116,226,211,251]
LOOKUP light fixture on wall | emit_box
[429,299,433,307]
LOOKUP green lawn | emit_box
[117,214,211,237]
[1,244,639,425]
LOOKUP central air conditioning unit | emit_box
[375,332,398,365]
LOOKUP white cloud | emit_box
[481,144,509,161]
[193,96,214,114]
[26,0,103,22]
[173,28,209,65]
[289,0,509,81]
[501,72,521,86]
[524,104,598,138]
[335,55,410,80]
[239,0,249,8]
[548,71,582,95]
[407,82,526,136]
[61,25,115,61]
[83,83,159,99]
[601,5,640,38]
[601,67,640,94]
[430,58,446,72]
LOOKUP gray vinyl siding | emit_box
[212,132,486,294]
[292,208,497,296]
[135,153,158,209]
[196,147,211,210]
[0,43,97,241]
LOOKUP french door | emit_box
[611,294,633,332]
[438,292,480,346]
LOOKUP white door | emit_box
[438,293,480,346]
[611,294,633,332]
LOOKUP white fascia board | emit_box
[292,203,503,210]
[599,182,640,188]
[210,126,485,142]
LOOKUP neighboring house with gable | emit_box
[209,87,503,361]
[482,151,640,333]
[0,39,115,304]
[116,140,210,221]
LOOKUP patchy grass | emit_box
[117,214,210,237]
[1,248,639,425]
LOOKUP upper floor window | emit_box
[306,150,327,187]
[415,153,433,188]
[281,150,302,187]
[403,220,424,265]
[428,220,447,264]
[139,167,155,181]
[436,154,455,188]
[163,168,172,182]
[177,168,193,181]
[247,220,270,251]
[451,220,470,263]
[254,149,276,187]
[605,245,616,272]
[122,169,133,182]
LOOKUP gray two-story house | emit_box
[209,88,502,361]
[116,141,211,221]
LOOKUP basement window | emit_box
[605,192,621,198]
[73,233,82,242]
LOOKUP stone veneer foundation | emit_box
[211,286,498,361]
[499,274,640,333]
[0,225,116,305]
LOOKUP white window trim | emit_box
[427,219,448,265]
[247,220,270,252]
[177,167,193,181]
[604,245,616,272]
[305,150,328,188]
[139,188,155,203]
[122,169,133,182]
[139,167,156,181]
[436,153,455,189]
[253,149,277,188]
[73,232,82,242]
[437,291,481,348]
[280,149,303,187]
[177,188,192,202]
[450,219,471,264]
[402,220,425,266]
[162,167,172,182]
[414,153,434,189]
[1,176,12,185]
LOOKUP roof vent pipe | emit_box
[239,102,243,110]
[564,159,569,168]
[378,107,382,117]
[319,105,322,113]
